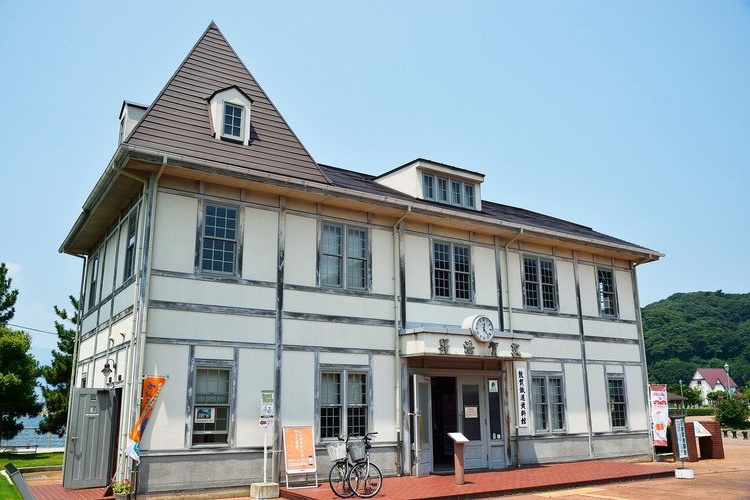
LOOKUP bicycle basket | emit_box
[327,441,347,462]
[348,442,366,462]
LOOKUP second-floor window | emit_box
[320,223,368,290]
[200,203,238,275]
[523,256,556,310]
[87,253,99,310]
[433,241,471,301]
[597,268,618,317]
[123,210,138,281]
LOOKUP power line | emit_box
[6,323,60,336]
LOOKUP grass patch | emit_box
[1,452,64,469]
[0,471,22,500]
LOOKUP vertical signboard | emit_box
[673,415,689,461]
[516,366,528,428]
[649,384,669,446]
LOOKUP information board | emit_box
[283,426,317,473]
[673,416,689,460]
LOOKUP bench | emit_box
[0,444,38,454]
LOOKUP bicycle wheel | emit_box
[329,461,356,498]
[349,461,383,498]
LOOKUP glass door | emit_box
[412,374,433,475]
[458,378,488,469]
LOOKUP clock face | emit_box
[472,315,494,342]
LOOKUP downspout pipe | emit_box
[125,157,166,479]
[573,251,594,458]
[631,260,655,462]
[502,229,523,467]
[392,205,411,475]
[61,253,86,482]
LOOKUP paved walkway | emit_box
[19,437,750,499]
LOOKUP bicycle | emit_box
[347,432,383,498]
[326,434,358,498]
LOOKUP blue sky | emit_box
[1,1,749,365]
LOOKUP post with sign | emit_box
[250,390,279,500]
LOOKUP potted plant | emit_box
[112,477,133,500]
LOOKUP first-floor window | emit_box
[320,369,368,439]
[608,377,627,428]
[192,367,231,445]
[531,374,564,432]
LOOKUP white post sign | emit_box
[260,390,275,483]
[516,366,529,427]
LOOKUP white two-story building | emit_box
[60,23,662,494]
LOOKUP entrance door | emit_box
[458,378,488,469]
[412,375,433,475]
[63,388,115,488]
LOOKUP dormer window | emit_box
[423,172,476,209]
[207,86,253,146]
[223,102,244,139]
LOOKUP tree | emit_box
[714,395,750,429]
[38,296,78,437]
[0,325,41,442]
[0,262,19,325]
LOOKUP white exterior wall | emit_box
[371,228,395,295]
[152,193,198,272]
[284,214,317,287]
[473,245,498,306]
[563,363,588,434]
[404,234,430,299]
[242,207,278,282]
[556,261,577,315]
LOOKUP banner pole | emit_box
[263,426,268,483]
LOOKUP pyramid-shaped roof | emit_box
[126,22,329,184]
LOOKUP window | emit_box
[222,102,243,139]
[523,256,556,310]
[422,173,434,199]
[433,241,471,301]
[531,375,564,432]
[451,180,462,205]
[200,204,238,274]
[437,177,449,203]
[421,173,476,209]
[597,268,618,317]
[123,211,138,281]
[320,223,368,290]
[87,253,99,310]
[192,367,231,445]
[320,369,368,439]
[608,377,627,428]
[464,184,475,208]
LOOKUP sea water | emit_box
[1,416,65,449]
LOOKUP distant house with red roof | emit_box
[689,367,737,405]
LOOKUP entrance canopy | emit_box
[400,327,533,360]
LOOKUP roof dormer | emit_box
[374,158,484,210]
[207,85,253,146]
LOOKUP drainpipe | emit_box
[572,251,594,458]
[631,260,654,461]
[61,253,86,480]
[502,229,523,467]
[124,157,166,481]
[392,205,411,475]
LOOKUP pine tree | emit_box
[0,325,42,442]
[0,262,19,325]
[38,296,78,437]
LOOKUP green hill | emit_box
[642,291,750,388]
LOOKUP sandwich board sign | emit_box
[282,426,318,489]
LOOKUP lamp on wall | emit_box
[101,359,117,377]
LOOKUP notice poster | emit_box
[649,384,669,446]
[283,426,317,473]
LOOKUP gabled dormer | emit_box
[207,85,253,146]
[374,158,484,210]
[119,101,148,143]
